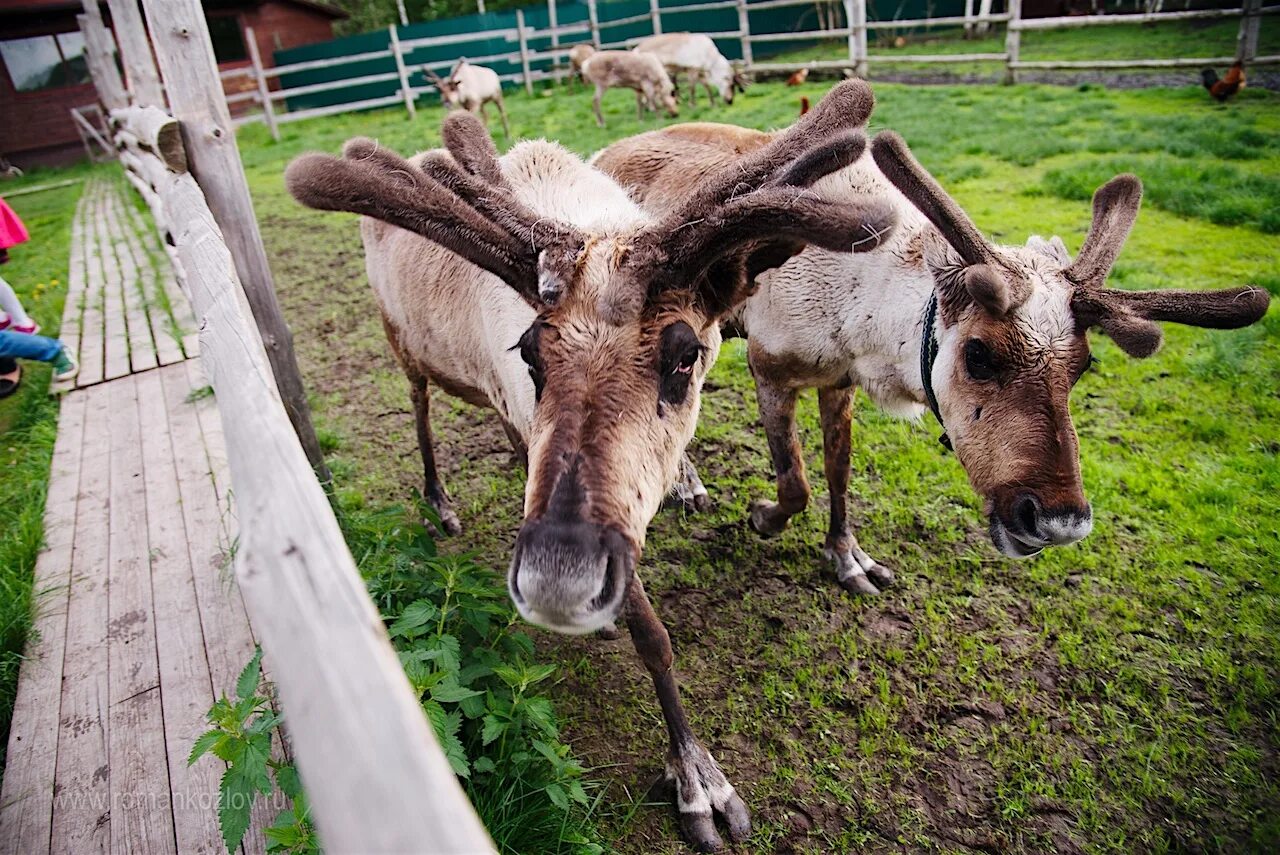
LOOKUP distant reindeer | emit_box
[580,50,679,127]
[424,60,510,137]
[634,32,748,106]
[596,103,1270,594]
[566,43,596,90]
[286,84,897,851]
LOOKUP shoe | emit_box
[0,312,8,330]
[0,363,19,398]
[52,346,78,382]
[11,320,39,335]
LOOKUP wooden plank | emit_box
[115,190,181,367]
[135,368,225,854]
[105,373,178,855]
[157,169,494,853]
[53,193,88,393]
[117,196,190,364]
[0,392,87,855]
[77,181,107,388]
[50,382,113,854]
[3,178,82,199]
[98,186,131,382]
[110,191,160,375]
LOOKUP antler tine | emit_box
[441,111,507,186]
[870,130,993,267]
[285,147,539,300]
[1065,174,1142,286]
[1103,285,1270,329]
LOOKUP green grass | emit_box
[0,170,94,784]
[239,77,1279,853]
[772,17,1280,78]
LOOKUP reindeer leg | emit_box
[818,386,892,595]
[688,71,698,107]
[494,95,511,138]
[668,451,711,512]
[636,89,646,120]
[747,351,810,537]
[407,367,463,537]
[592,84,606,127]
[626,577,749,852]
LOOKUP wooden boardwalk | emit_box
[0,179,269,854]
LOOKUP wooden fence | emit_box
[218,0,1278,137]
[74,0,498,850]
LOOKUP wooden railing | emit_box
[216,0,1278,136]
[77,0,498,849]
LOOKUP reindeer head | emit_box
[424,62,462,108]
[872,131,1269,559]
[287,82,896,633]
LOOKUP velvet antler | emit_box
[603,81,896,323]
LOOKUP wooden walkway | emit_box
[0,179,269,854]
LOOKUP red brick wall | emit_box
[244,2,337,67]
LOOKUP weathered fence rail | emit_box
[69,0,500,849]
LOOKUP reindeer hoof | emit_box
[667,743,752,852]
[866,562,895,589]
[748,499,787,537]
[426,504,462,537]
[838,572,881,596]
[596,621,622,641]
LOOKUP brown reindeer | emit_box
[595,110,1269,593]
[285,82,897,851]
[580,49,679,127]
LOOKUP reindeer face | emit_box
[873,131,1270,560]
[927,239,1096,557]
[511,275,719,632]
[287,82,896,633]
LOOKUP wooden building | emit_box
[0,0,345,168]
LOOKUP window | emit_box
[1,32,91,93]
[207,15,248,63]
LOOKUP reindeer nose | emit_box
[508,521,632,635]
[1010,493,1092,547]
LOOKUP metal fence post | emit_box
[1004,0,1022,84]
[389,25,416,118]
[246,26,280,139]
[1237,0,1262,65]
[849,0,867,77]
[651,0,663,35]
[587,0,601,47]
[517,9,534,95]
[737,0,753,66]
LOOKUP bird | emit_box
[1202,61,1245,103]
[799,96,810,116]
[786,68,809,86]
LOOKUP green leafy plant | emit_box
[189,648,319,854]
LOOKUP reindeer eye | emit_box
[964,339,998,382]
[658,322,704,410]
[515,322,546,400]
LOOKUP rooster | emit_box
[1202,61,1245,103]
[786,68,809,86]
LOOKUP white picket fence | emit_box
[224,0,1279,136]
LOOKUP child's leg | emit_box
[0,329,62,362]
[0,274,33,326]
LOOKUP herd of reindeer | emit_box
[287,62,1269,851]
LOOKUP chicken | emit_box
[786,68,809,86]
[799,96,810,116]
[1202,61,1245,103]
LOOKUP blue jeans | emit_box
[0,329,62,363]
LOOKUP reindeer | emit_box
[285,82,898,851]
[566,43,596,89]
[423,60,510,138]
[634,32,748,107]
[580,49,679,127]
[594,110,1270,595]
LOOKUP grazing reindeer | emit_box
[285,82,897,851]
[634,32,748,107]
[595,113,1269,594]
[567,43,596,89]
[580,50,679,127]
[424,60,510,137]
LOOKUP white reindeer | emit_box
[579,49,679,127]
[423,60,510,137]
[634,32,747,106]
[286,85,898,852]
[595,100,1270,595]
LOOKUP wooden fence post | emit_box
[77,12,128,111]
[517,9,534,95]
[138,0,331,482]
[587,0,601,48]
[104,0,165,106]
[737,0,753,66]
[651,0,663,35]
[388,25,416,118]
[977,0,993,35]
[1237,0,1262,65]
[848,0,867,77]
[1004,0,1022,84]
[964,0,975,36]
[245,26,280,140]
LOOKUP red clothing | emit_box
[0,198,30,250]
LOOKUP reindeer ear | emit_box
[964,264,1027,318]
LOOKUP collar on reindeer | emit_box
[920,292,951,452]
